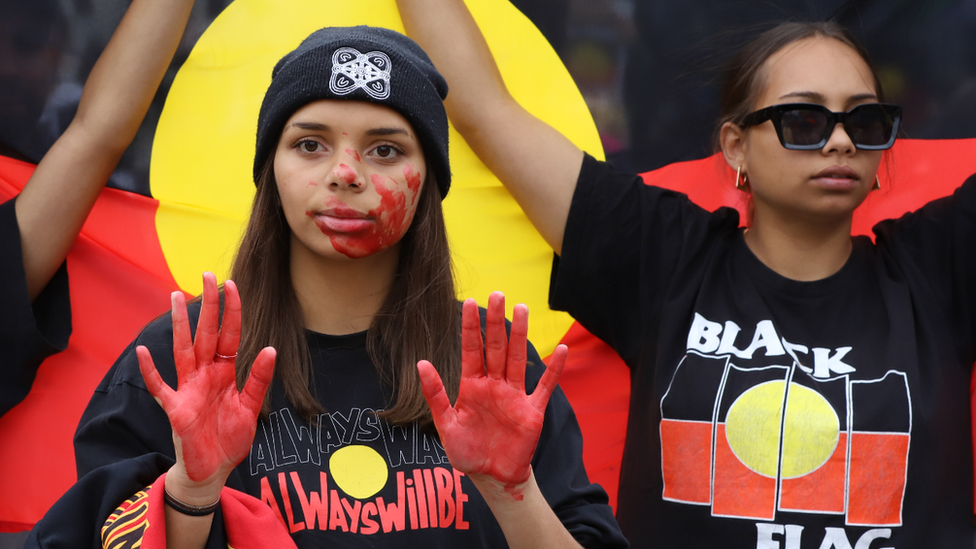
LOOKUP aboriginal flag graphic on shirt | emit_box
[661,351,911,526]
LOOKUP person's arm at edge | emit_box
[396,0,582,254]
[14,0,195,300]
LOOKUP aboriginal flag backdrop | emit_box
[1,0,976,540]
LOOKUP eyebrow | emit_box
[290,121,330,132]
[778,91,879,103]
[366,127,411,138]
[286,122,411,138]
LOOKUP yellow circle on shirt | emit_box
[150,0,604,355]
[330,445,390,499]
[725,381,839,478]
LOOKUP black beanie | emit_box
[254,26,451,198]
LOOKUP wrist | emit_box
[468,469,535,504]
[164,464,226,507]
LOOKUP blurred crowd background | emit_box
[2,0,975,192]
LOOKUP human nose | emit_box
[822,122,855,155]
[327,152,365,191]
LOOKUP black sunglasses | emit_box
[740,103,902,150]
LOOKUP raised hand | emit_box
[137,272,276,484]
[417,292,567,497]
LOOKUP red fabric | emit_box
[553,322,630,511]
[0,155,182,532]
[141,473,298,549]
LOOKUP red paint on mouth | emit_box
[345,148,361,163]
[315,173,414,258]
[307,206,373,235]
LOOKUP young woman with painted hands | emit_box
[35,26,626,549]
[398,1,976,547]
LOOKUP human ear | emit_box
[720,121,747,172]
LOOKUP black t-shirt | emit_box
[69,303,628,549]
[0,197,71,417]
[550,155,976,548]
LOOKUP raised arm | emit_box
[14,0,195,300]
[397,0,582,254]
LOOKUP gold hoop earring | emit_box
[736,166,748,190]
[873,175,881,191]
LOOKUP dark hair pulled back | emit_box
[716,21,884,143]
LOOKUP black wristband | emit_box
[163,487,220,517]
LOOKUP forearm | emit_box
[396,0,581,253]
[471,470,584,549]
[15,0,195,299]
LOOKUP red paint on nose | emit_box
[345,148,361,163]
[335,164,357,185]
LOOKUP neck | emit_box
[745,209,853,282]
[289,237,399,335]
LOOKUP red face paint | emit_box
[403,164,422,205]
[305,174,416,259]
[345,148,361,163]
[335,164,357,185]
[306,204,373,234]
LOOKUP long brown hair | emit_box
[231,147,461,427]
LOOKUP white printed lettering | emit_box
[812,347,855,378]
[756,523,783,549]
[818,528,854,549]
[687,313,722,353]
[854,529,892,549]
[816,527,893,549]
[685,314,856,377]
[717,320,747,357]
[740,320,786,359]
[782,337,809,370]
[756,523,803,549]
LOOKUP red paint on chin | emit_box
[316,174,413,259]
[345,148,361,163]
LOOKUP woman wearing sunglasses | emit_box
[397,1,976,547]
